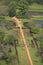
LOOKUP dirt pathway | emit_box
[13,17,33,65]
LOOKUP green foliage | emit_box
[0,0,43,17]
[0,16,16,30]
[31,28,40,34]
[23,22,31,28]
[4,34,18,45]
[8,2,17,17]
[0,16,18,65]
[35,0,43,4]
[16,0,29,18]
[0,16,5,20]
[0,0,29,17]
[0,30,5,43]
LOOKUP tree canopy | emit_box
[0,0,43,17]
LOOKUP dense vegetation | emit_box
[0,0,43,65]
[0,0,43,17]
[23,19,43,62]
[0,16,19,65]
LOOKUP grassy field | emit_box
[21,15,43,65]
[22,29,43,65]
[20,16,43,27]
[17,47,30,65]
[0,8,43,65]
[29,3,43,9]
[0,16,31,65]
[28,3,43,12]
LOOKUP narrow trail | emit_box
[13,17,33,65]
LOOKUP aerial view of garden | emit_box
[0,0,43,65]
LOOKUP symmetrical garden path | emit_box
[13,17,33,65]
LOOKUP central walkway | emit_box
[13,17,33,65]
